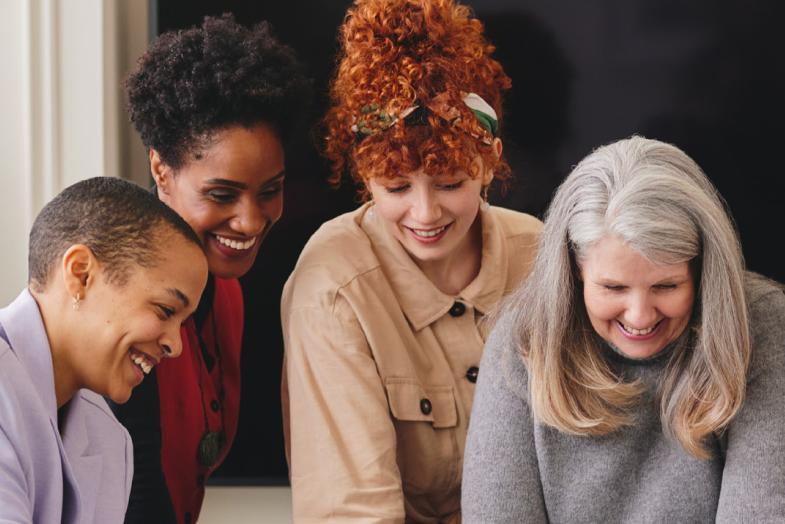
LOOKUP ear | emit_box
[60,244,98,300]
[492,137,503,159]
[149,149,172,195]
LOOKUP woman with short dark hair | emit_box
[0,177,207,524]
[114,14,311,523]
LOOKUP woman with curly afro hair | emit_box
[111,14,311,524]
[281,0,541,520]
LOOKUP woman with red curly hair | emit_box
[281,0,541,520]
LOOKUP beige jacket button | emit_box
[420,398,432,415]
[449,301,466,317]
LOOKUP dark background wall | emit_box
[151,0,785,484]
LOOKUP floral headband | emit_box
[351,92,498,145]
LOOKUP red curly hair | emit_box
[324,0,512,195]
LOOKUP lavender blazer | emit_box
[0,290,133,523]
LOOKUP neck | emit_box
[415,216,483,295]
[31,288,79,408]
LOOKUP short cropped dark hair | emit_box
[126,13,312,169]
[28,177,202,290]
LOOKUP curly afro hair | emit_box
[324,0,511,193]
[127,14,312,169]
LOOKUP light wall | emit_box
[0,0,148,304]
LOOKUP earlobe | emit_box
[492,138,503,159]
[61,244,96,301]
[149,149,170,194]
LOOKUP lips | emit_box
[615,319,663,340]
[209,232,260,259]
[404,223,452,244]
[128,347,159,379]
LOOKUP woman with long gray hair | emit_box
[462,136,785,522]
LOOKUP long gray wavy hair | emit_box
[505,135,749,458]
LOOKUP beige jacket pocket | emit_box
[384,378,459,495]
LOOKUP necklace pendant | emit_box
[197,430,225,467]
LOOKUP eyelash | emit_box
[206,190,237,203]
[157,305,175,320]
[603,284,678,291]
[206,183,284,203]
[384,181,464,194]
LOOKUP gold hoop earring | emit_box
[72,293,81,311]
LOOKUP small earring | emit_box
[480,186,490,212]
[72,293,81,311]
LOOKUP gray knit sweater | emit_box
[462,274,785,523]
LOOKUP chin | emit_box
[107,388,133,405]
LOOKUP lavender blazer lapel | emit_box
[0,290,83,523]
[60,398,103,522]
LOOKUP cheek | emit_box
[664,290,696,320]
[583,290,620,323]
[266,195,284,224]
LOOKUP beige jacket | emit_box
[282,203,541,523]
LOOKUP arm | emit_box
[0,423,33,523]
[109,370,177,524]
[716,288,785,522]
[461,318,548,523]
[282,298,405,523]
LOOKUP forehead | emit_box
[182,124,285,185]
[581,235,691,281]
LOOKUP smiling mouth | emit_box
[617,319,663,337]
[406,223,451,239]
[213,234,257,251]
[129,347,158,375]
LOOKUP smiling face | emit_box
[72,233,207,403]
[579,235,696,360]
[366,163,491,266]
[153,123,285,279]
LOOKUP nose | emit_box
[410,186,441,225]
[622,291,659,329]
[159,324,183,359]
[230,198,268,237]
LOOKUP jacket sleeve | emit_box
[0,423,33,523]
[282,295,405,524]
[461,316,548,523]
[716,288,785,522]
[109,369,177,524]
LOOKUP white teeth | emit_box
[411,225,447,238]
[130,352,154,375]
[621,322,657,336]
[215,234,257,251]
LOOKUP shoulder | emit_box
[745,272,785,375]
[284,207,381,311]
[489,206,543,240]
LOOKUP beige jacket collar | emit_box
[360,203,508,331]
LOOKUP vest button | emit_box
[449,301,466,317]
[420,398,432,415]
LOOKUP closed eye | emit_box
[603,284,626,291]
[205,189,238,203]
[385,184,410,194]
[157,305,175,320]
[437,181,464,190]
[654,283,678,290]
[258,181,284,200]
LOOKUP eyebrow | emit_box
[167,288,190,308]
[204,171,286,190]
